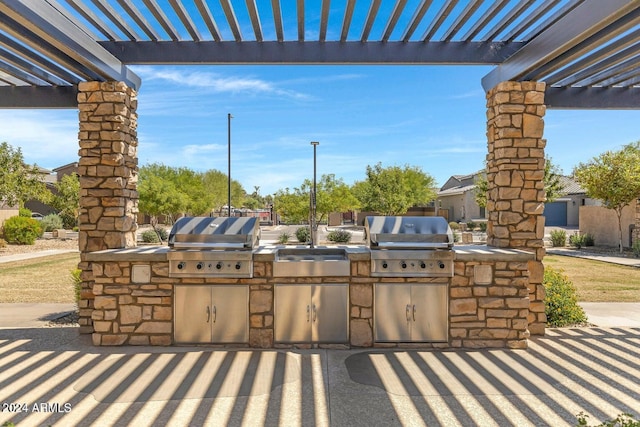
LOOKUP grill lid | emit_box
[365,216,453,249]
[168,216,260,249]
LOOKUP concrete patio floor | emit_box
[0,327,639,427]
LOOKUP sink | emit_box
[273,248,350,277]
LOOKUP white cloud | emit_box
[182,143,225,157]
[132,67,309,99]
[0,110,78,169]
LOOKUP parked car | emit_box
[31,212,44,220]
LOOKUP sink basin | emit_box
[273,248,350,277]
[275,248,347,261]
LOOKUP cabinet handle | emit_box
[312,304,317,323]
[206,306,210,323]
[213,306,217,323]
[412,304,416,322]
[406,304,411,321]
[306,305,310,322]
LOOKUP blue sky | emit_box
[1,64,639,196]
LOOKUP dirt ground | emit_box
[0,237,79,257]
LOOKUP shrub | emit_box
[327,229,351,243]
[466,220,476,231]
[60,212,77,229]
[633,240,640,258]
[577,411,640,427]
[41,213,63,232]
[583,233,595,247]
[550,229,567,247]
[2,216,42,245]
[278,232,290,244]
[449,221,460,231]
[71,268,82,305]
[478,222,487,232]
[295,226,311,243]
[141,229,161,243]
[569,232,594,249]
[154,227,169,241]
[19,207,32,217]
[544,266,587,327]
[0,238,6,248]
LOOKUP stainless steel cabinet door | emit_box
[411,284,448,342]
[175,286,212,343]
[275,285,312,343]
[312,283,348,343]
[211,285,249,343]
[374,284,412,342]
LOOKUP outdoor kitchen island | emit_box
[84,219,535,350]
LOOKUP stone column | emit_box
[635,199,640,246]
[485,81,546,335]
[76,81,139,333]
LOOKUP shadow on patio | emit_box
[0,327,639,426]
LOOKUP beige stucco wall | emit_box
[438,192,484,223]
[579,200,636,248]
[0,208,18,228]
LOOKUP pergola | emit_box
[0,0,639,109]
[1,1,639,339]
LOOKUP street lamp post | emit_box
[227,113,233,217]
[310,141,319,248]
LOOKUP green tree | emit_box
[573,141,640,252]
[0,142,51,207]
[354,163,436,215]
[201,169,247,214]
[474,170,489,209]
[274,174,359,224]
[274,187,308,224]
[544,156,565,203]
[52,174,80,226]
[138,163,190,223]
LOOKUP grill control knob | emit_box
[235,263,241,270]
[177,262,185,270]
[401,262,407,269]
[439,261,445,269]
[420,262,426,269]
[382,262,388,269]
[196,262,204,270]
[216,262,223,270]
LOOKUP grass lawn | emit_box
[544,255,640,302]
[0,253,80,303]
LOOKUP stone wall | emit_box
[91,261,172,346]
[635,199,640,246]
[485,81,547,335]
[77,81,139,333]
[87,248,532,349]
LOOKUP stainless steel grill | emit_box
[167,217,260,278]
[365,216,454,277]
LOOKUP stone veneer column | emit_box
[635,199,640,246]
[485,81,547,335]
[76,81,139,333]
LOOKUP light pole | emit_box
[227,113,233,217]
[310,141,319,248]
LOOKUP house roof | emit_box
[438,172,585,197]
[558,175,586,195]
[437,183,477,197]
[1,1,639,108]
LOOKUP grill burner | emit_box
[167,217,260,278]
[365,216,454,277]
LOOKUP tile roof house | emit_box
[437,171,486,223]
[437,172,595,227]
